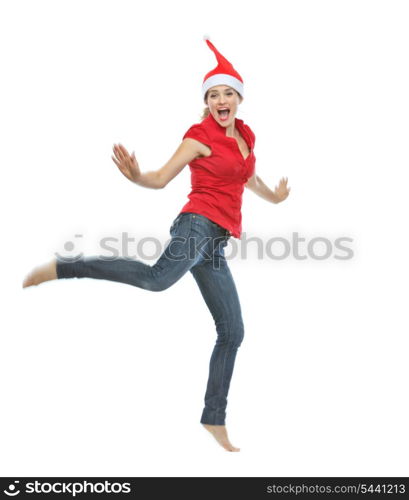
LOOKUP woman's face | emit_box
[205,85,243,127]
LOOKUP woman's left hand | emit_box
[273,177,291,203]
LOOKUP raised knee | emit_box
[147,268,174,291]
[146,281,171,292]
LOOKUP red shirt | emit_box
[179,112,256,239]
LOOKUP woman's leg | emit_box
[55,213,207,292]
[189,240,244,427]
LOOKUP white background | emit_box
[1,0,408,477]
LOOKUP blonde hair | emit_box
[200,91,210,120]
[200,89,243,121]
[201,106,210,121]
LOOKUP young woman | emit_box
[22,38,290,452]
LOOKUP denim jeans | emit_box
[56,212,245,425]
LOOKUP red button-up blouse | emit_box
[179,112,256,239]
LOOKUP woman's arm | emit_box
[156,138,204,188]
[112,139,202,189]
[245,172,291,203]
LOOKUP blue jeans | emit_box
[56,212,245,425]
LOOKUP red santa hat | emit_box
[202,35,244,102]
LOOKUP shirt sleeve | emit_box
[182,124,211,147]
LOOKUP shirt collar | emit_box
[204,112,252,149]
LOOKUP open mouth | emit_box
[217,108,230,121]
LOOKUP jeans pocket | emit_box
[191,213,228,236]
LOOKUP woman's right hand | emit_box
[112,143,141,184]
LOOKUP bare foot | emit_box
[22,258,58,288]
[202,424,240,452]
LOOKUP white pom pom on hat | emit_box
[201,36,243,100]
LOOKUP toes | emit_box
[22,275,35,288]
[224,442,240,452]
[222,443,240,452]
